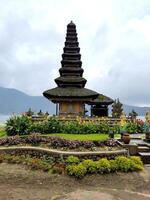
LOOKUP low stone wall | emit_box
[0,146,128,160]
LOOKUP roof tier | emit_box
[43,87,98,102]
[88,94,114,105]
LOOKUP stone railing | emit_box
[0,146,128,160]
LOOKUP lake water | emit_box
[0,115,11,125]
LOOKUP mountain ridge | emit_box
[0,87,149,116]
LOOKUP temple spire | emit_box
[55,21,87,88]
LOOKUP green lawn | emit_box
[0,130,7,137]
[43,133,120,141]
[0,129,120,141]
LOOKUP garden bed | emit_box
[0,134,122,151]
[0,146,127,159]
[0,153,143,179]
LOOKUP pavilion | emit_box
[43,21,113,117]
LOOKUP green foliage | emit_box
[112,99,123,118]
[6,115,31,136]
[43,118,62,133]
[82,159,97,174]
[66,163,87,178]
[109,159,118,172]
[29,122,44,133]
[1,154,51,172]
[115,156,133,172]
[96,158,111,174]
[126,122,138,134]
[66,156,80,165]
[29,118,62,134]
[66,156,144,178]
[5,115,145,136]
[63,121,110,134]
[129,109,138,121]
[130,156,144,171]
[0,129,7,137]
[0,154,144,178]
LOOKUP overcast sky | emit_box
[0,0,150,106]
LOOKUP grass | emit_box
[0,128,120,141]
[0,131,7,138]
[43,133,120,141]
[0,126,7,137]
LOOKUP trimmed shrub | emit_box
[82,159,97,174]
[115,156,132,172]
[130,156,144,171]
[42,118,62,133]
[96,158,111,174]
[66,156,80,165]
[109,160,118,172]
[66,163,87,178]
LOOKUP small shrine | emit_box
[43,21,113,117]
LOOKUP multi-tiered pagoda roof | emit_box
[43,21,113,117]
[43,21,99,102]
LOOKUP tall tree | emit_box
[112,99,123,118]
[129,109,138,121]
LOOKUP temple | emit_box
[43,21,113,117]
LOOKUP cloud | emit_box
[0,0,150,107]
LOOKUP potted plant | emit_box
[122,132,131,144]
[120,126,130,144]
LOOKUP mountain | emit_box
[0,87,150,116]
[0,87,55,115]
[123,104,150,116]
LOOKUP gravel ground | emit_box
[0,163,150,200]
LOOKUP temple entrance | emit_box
[59,101,84,116]
[91,105,108,117]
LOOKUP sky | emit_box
[0,0,150,106]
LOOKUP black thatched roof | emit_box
[88,94,114,105]
[55,76,87,87]
[43,87,98,101]
[43,21,113,105]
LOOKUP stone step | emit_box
[138,152,150,164]
[137,146,150,152]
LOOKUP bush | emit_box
[126,122,138,134]
[42,118,62,133]
[66,156,144,178]
[115,156,133,172]
[96,158,111,174]
[29,123,45,134]
[109,160,118,172]
[66,163,87,178]
[82,159,97,174]
[130,156,144,171]
[6,115,31,136]
[66,156,80,165]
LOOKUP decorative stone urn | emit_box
[123,133,131,144]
